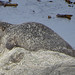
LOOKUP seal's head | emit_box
[0,22,13,44]
[6,36,20,50]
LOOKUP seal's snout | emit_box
[6,38,20,50]
[6,42,14,50]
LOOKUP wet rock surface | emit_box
[0,48,75,75]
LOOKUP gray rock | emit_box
[0,48,75,75]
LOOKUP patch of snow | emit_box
[0,0,75,48]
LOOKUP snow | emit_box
[0,0,75,48]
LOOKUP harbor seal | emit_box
[0,22,75,56]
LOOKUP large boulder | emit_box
[0,47,75,75]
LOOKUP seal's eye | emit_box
[2,27,6,31]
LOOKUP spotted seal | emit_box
[0,22,75,56]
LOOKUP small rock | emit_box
[48,16,51,19]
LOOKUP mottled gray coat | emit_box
[0,22,75,56]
